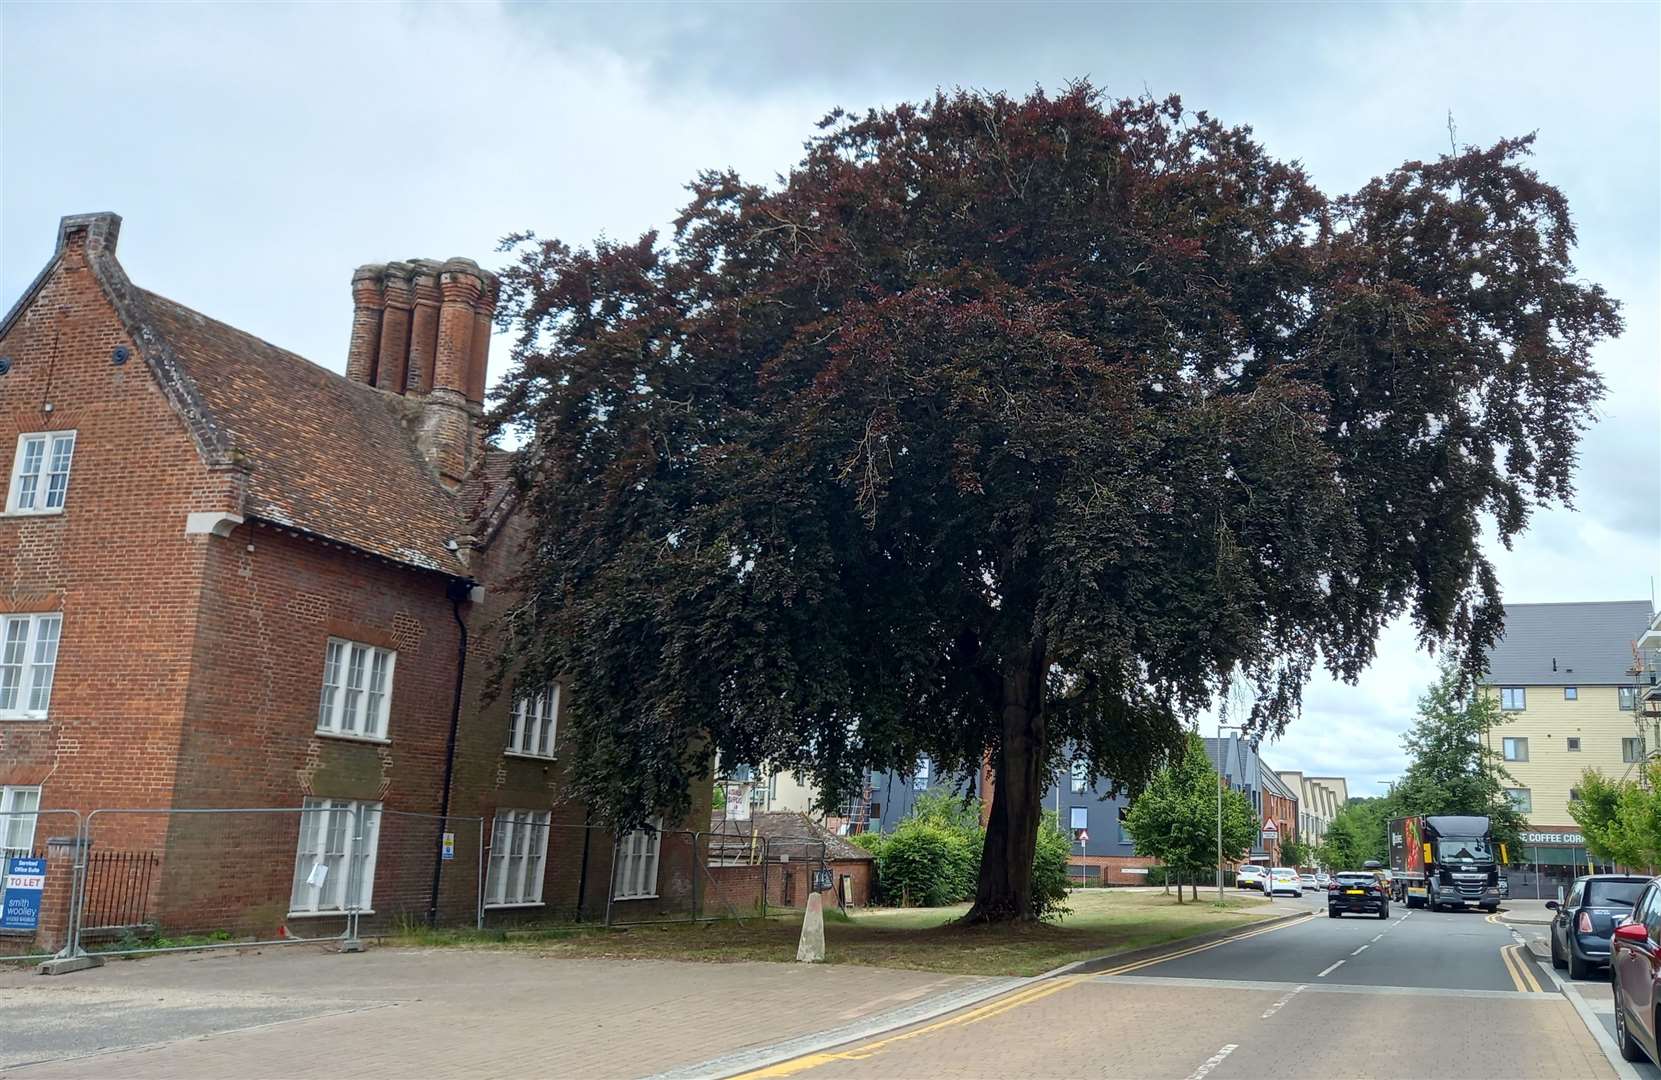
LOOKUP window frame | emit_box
[1500,687,1526,711]
[5,431,76,516]
[1563,687,1578,701]
[505,683,561,760]
[0,612,63,720]
[612,818,662,900]
[0,785,41,855]
[1624,737,1644,764]
[1566,737,1581,752]
[1069,806,1089,832]
[912,757,931,792]
[1505,787,1532,814]
[485,808,551,908]
[1620,686,1639,711]
[1502,736,1529,763]
[1069,759,1089,795]
[288,798,381,916]
[315,637,396,742]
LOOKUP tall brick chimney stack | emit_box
[406,261,442,395]
[346,266,386,384]
[374,262,414,395]
[343,257,497,487]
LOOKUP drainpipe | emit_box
[427,578,473,926]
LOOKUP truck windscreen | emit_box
[1437,836,1491,862]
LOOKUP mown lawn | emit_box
[386,888,1277,977]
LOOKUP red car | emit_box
[1609,877,1661,1063]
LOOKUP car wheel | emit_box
[1550,933,1566,970]
[1328,908,1340,918]
[1569,944,1592,981]
[1615,983,1648,1063]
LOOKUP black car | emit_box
[1550,873,1650,979]
[1329,871,1391,918]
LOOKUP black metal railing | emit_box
[81,850,159,930]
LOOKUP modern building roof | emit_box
[1482,600,1655,686]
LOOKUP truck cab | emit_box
[1389,815,1503,912]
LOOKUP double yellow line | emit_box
[730,975,1093,1079]
[1500,942,1543,993]
[731,911,1315,1080]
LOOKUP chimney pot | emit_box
[346,264,386,385]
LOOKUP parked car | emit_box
[1610,877,1661,1064]
[1550,874,1650,979]
[1268,867,1302,897]
[1237,865,1267,891]
[1314,871,1330,888]
[1328,871,1391,918]
[1299,873,1318,891]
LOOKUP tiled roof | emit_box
[139,290,469,575]
[1483,600,1655,686]
[708,810,874,861]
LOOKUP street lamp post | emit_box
[1216,723,1240,903]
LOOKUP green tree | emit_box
[1124,733,1256,901]
[1572,766,1661,872]
[1278,835,1314,870]
[1390,661,1527,849]
[1317,797,1392,870]
[492,84,1619,922]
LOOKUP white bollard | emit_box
[797,892,826,963]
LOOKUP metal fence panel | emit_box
[0,809,82,964]
[77,807,349,957]
[360,810,484,937]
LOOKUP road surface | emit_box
[736,893,1617,1079]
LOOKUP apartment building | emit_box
[1278,772,1348,848]
[1481,599,1658,893]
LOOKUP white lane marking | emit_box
[1351,944,1369,956]
[1317,959,1345,977]
[1261,983,1307,1019]
[1370,933,1384,943]
[1186,1044,1239,1080]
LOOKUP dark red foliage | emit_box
[492,84,1619,920]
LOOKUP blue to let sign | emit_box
[2,856,46,931]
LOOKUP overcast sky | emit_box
[4,2,1656,796]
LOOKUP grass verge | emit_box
[385,888,1279,977]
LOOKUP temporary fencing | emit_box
[1,810,837,966]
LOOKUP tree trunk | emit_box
[963,647,1047,924]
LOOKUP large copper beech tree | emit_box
[492,86,1619,922]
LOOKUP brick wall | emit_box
[0,236,216,829]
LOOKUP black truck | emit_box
[1388,814,1503,912]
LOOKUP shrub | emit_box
[877,820,978,907]
[1031,812,1073,920]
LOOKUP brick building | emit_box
[0,213,699,947]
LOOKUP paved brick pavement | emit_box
[1,945,987,1078]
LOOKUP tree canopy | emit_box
[1571,766,1661,872]
[492,83,1619,921]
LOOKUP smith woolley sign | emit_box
[1521,831,1585,846]
[2,856,47,931]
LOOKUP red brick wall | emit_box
[0,238,218,827]
[1068,853,1161,885]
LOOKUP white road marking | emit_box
[1351,944,1369,956]
[1317,959,1345,977]
[1186,1044,1239,1080]
[1260,983,1307,1019]
[1370,933,1384,943]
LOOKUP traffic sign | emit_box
[1261,820,1279,840]
[1074,828,1089,842]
